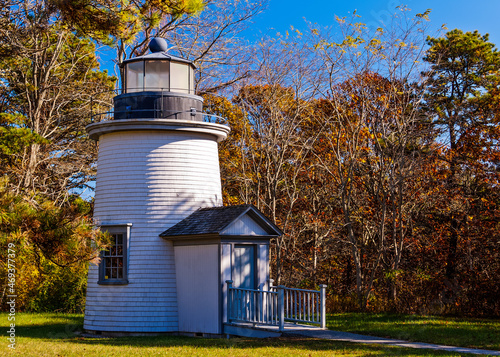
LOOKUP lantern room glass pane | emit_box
[170,61,189,93]
[145,60,169,91]
[126,61,144,93]
[189,67,194,94]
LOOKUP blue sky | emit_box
[97,0,500,75]
[245,0,500,46]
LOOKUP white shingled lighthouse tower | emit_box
[84,38,229,333]
[83,39,281,335]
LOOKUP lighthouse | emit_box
[83,39,280,335]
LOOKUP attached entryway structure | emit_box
[160,204,282,335]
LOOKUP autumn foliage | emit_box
[0,2,498,317]
[210,27,500,317]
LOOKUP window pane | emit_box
[100,227,128,282]
[126,61,144,93]
[145,60,169,91]
[189,67,194,94]
[170,62,189,93]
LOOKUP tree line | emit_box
[0,1,498,316]
[213,9,500,316]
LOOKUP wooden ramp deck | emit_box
[224,283,327,338]
[224,322,326,338]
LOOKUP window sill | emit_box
[98,279,129,285]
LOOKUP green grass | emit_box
[0,312,498,356]
[327,313,500,351]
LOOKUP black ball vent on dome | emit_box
[149,38,169,53]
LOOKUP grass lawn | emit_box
[327,313,500,351]
[0,312,498,356]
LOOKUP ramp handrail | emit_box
[270,284,327,328]
[226,281,326,332]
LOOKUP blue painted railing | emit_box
[226,281,326,332]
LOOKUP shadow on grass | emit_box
[69,335,466,356]
[11,314,84,340]
[8,319,468,355]
[3,313,490,355]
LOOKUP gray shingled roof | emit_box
[159,204,282,237]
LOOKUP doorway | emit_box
[233,245,255,289]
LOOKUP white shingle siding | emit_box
[84,129,224,333]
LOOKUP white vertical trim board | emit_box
[221,244,232,324]
[257,244,270,290]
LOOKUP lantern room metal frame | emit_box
[123,53,195,94]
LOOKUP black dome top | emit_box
[149,38,169,53]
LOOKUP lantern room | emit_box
[114,38,202,120]
[123,38,195,94]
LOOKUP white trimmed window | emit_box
[98,224,131,285]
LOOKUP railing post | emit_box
[277,285,285,332]
[320,284,327,329]
[226,280,233,323]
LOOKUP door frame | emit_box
[232,243,257,289]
